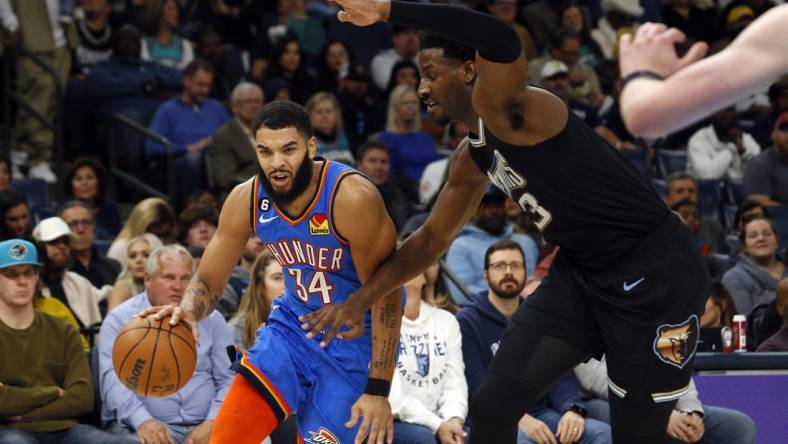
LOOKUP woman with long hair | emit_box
[388,261,467,443]
[384,59,420,100]
[723,215,788,316]
[230,251,284,352]
[60,157,122,239]
[265,34,316,104]
[107,233,163,311]
[700,281,737,328]
[305,92,354,165]
[378,85,439,183]
[107,197,176,263]
[140,0,194,70]
[316,40,354,93]
[558,0,603,66]
[0,188,32,241]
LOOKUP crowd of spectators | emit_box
[2,0,788,443]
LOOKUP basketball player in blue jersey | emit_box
[301,1,708,444]
[140,101,402,444]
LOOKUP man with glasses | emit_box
[743,111,788,207]
[457,240,611,444]
[446,187,538,303]
[0,238,135,444]
[59,201,120,289]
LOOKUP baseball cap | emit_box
[776,111,788,131]
[33,217,76,243]
[727,5,755,25]
[345,63,371,82]
[601,0,643,17]
[540,60,570,80]
[0,239,42,270]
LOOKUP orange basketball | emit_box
[112,314,197,398]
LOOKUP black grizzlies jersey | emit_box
[467,109,670,270]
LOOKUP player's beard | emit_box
[259,152,314,208]
[490,277,525,300]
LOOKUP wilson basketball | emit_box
[112,315,197,398]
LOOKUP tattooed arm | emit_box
[144,179,255,334]
[332,174,401,444]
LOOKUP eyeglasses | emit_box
[0,268,39,281]
[66,219,94,229]
[487,261,525,272]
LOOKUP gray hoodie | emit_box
[722,254,788,316]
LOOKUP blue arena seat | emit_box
[622,148,649,177]
[11,178,48,208]
[655,149,687,178]
[696,179,723,218]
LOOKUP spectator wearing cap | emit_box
[371,25,420,91]
[591,0,643,60]
[743,111,788,206]
[207,82,265,196]
[528,30,602,107]
[710,5,756,55]
[58,200,120,289]
[757,278,788,351]
[338,63,386,152]
[687,107,761,181]
[355,139,416,232]
[0,239,135,444]
[146,59,230,197]
[33,217,110,328]
[445,188,539,303]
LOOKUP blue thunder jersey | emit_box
[251,159,371,336]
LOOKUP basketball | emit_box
[112,314,197,398]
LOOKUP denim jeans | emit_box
[0,424,136,444]
[104,421,197,444]
[516,410,612,444]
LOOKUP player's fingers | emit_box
[657,28,688,46]
[676,41,708,70]
[345,405,361,428]
[304,310,333,338]
[386,415,395,444]
[618,33,632,51]
[320,320,345,347]
[337,322,365,341]
[545,427,559,444]
[135,306,164,318]
[641,23,668,40]
[354,416,371,444]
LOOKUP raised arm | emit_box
[301,141,489,341]
[619,5,788,137]
[146,179,254,338]
[331,174,402,444]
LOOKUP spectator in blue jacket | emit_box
[145,59,229,196]
[457,240,611,444]
[446,188,538,304]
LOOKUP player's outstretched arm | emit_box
[619,5,788,137]
[300,141,489,342]
[139,179,254,340]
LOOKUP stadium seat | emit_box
[651,178,666,199]
[621,149,649,177]
[655,149,687,178]
[723,205,738,232]
[726,179,745,205]
[768,206,788,247]
[725,234,741,253]
[696,179,723,218]
[32,204,57,225]
[11,178,48,208]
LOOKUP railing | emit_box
[111,113,174,201]
[1,47,64,172]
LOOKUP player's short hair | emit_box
[484,240,525,270]
[420,33,476,63]
[357,138,390,162]
[251,100,313,141]
[183,58,214,78]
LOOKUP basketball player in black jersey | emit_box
[300,1,708,443]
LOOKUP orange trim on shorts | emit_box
[239,354,293,417]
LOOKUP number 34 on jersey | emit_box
[265,239,344,305]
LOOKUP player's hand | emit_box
[299,299,366,347]
[519,414,558,444]
[136,304,200,345]
[138,419,176,444]
[184,419,213,444]
[619,23,708,79]
[332,0,391,26]
[436,417,466,444]
[345,394,394,444]
[556,411,584,444]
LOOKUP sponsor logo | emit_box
[309,213,330,236]
[8,243,27,260]
[623,277,645,292]
[653,315,699,369]
[124,358,146,391]
[307,427,339,444]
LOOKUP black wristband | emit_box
[621,70,664,90]
[364,378,391,397]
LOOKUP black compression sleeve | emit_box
[388,0,521,63]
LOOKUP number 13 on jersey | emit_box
[288,268,334,304]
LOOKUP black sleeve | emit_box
[388,1,521,64]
